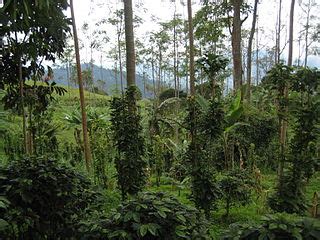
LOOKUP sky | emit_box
[67,0,320,69]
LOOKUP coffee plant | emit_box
[0,157,98,239]
[222,213,320,240]
[105,192,209,239]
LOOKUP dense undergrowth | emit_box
[0,65,319,239]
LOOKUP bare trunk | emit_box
[143,68,146,98]
[118,33,124,94]
[173,5,178,97]
[187,0,195,96]
[256,17,259,85]
[276,0,282,63]
[288,0,295,66]
[158,48,162,94]
[304,0,311,67]
[70,0,92,173]
[151,54,156,97]
[246,0,258,101]
[19,59,28,154]
[232,0,243,91]
[124,0,136,87]
[279,0,295,178]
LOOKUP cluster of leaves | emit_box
[235,107,279,169]
[158,88,187,102]
[110,86,147,199]
[194,0,251,47]
[104,192,210,239]
[30,105,61,158]
[3,129,24,160]
[196,53,229,98]
[0,0,70,103]
[267,66,320,214]
[267,172,307,214]
[0,157,98,239]
[222,213,320,240]
[219,169,254,217]
[185,96,225,217]
[64,106,116,187]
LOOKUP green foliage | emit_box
[196,53,229,98]
[105,192,210,239]
[185,96,224,217]
[235,106,279,169]
[31,105,61,158]
[268,66,320,214]
[158,88,187,102]
[3,129,24,160]
[64,105,116,187]
[219,169,253,217]
[0,0,70,104]
[194,0,251,47]
[222,213,320,240]
[0,157,98,239]
[268,172,308,214]
[110,86,147,199]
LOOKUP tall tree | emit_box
[299,0,316,67]
[70,0,92,172]
[279,0,295,178]
[124,0,136,86]
[232,0,243,91]
[0,0,70,154]
[188,0,195,96]
[288,0,296,66]
[275,0,283,63]
[246,0,259,101]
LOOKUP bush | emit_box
[0,157,98,239]
[221,213,320,240]
[268,172,308,214]
[158,88,187,102]
[219,169,253,217]
[104,192,209,239]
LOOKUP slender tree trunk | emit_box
[143,68,146,98]
[19,58,27,154]
[246,0,259,101]
[184,20,189,95]
[158,47,162,94]
[187,0,197,182]
[276,0,282,63]
[66,61,71,99]
[173,5,178,97]
[177,39,180,98]
[232,0,243,91]
[118,33,124,94]
[187,0,195,96]
[90,48,94,93]
[304,0,311,67]
[114,62,118,91]
[279,0,295,178]
[256,17,259,85]
[288,0,295,67]
[124,0,135,87]
[151,54,156,97]
[70,0,92,173]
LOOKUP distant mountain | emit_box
[52,64,154,98]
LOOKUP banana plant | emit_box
[223,90,249,170]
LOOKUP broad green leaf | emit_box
[195,94,210,112]
[139,224,148,237]
[0,219,9,231]
[158,210,166,218]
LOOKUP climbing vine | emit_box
[110,86,147,200]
